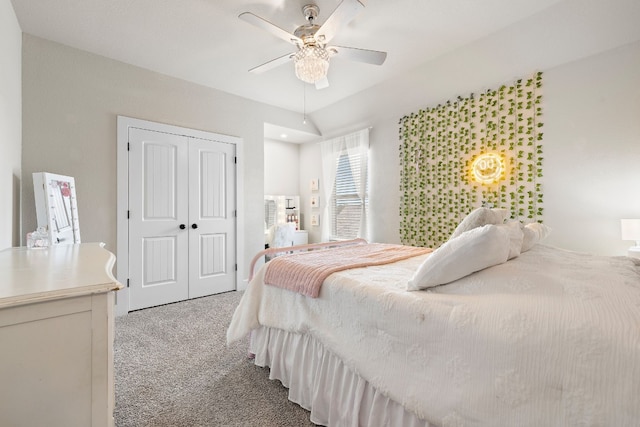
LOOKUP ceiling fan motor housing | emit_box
[302,4,320,22]
[295,4,322,46]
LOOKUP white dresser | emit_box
[0,243,122,427]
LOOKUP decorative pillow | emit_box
[450,207,510,239]
[407,224,511,290]
[498,222,524,260]
[521,222,552,252]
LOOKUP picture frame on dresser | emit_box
[33,172,81,245]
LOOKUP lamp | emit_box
[294,45,329,84]
[471,152,505,185]
[620,219,640,256]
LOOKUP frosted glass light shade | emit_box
[294,46,329,84]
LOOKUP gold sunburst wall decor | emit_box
[399,72,544,248]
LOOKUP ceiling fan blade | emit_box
[314,0,364,45]
[329,46,387,65]
[248,52,295,74]
[315,77,329,90]
[239,12,302,46]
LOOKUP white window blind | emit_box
[332,152,368,239]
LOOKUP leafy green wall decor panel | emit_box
[399,72,543,248]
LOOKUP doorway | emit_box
[116,117,243,313]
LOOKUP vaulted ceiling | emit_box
[11,0,565,115]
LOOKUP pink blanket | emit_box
[263,243,433,297]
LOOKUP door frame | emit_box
[115,116,244,316]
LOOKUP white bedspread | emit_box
[227,245,640,426]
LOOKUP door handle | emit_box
[179,224,186,230]
[191,223,198,229]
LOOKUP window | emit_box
[332,151,368,239]
[320,129,369,241]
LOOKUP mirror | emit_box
[264,195,300,247]
[264,195,300,231]
[264,198,277,231]
[33,172,81,245]
[264,195,302,244]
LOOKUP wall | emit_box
[0,0,22,250]
[304,0,640,256]
[264,139,300,196]
[298,142,322,242]
[544,43,640,254]
[21,34,308,281]
[398,74,544,248]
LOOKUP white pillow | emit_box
[521,222,552,252]
[450,207,510,239]
[498,222,524,260]
[407,224,511,290]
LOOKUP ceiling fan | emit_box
[239,0,387,89]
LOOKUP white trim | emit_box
[115,116,244,315]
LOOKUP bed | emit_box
[227,210,640,426]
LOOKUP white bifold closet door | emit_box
[128,128,236,310]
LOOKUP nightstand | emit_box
[294,230,309,246]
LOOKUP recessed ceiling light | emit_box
[280,133,288,139]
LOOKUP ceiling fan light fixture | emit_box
[294,45,330,84]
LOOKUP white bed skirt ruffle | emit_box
[250,326,432,427]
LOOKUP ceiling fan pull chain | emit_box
[303,83,307,125]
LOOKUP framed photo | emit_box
[310,195,320,208]
[310,214,320,227]
[310,178,319,192]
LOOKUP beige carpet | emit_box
[114,291,315,426]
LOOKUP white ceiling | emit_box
[11,0,566,118]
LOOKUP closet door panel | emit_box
[188,137,236,298]
[128,128,189,310]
